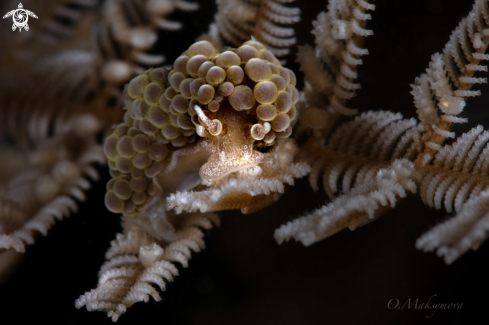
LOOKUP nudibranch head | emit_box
[103,40,298,214]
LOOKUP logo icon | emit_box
[2,3,38,32]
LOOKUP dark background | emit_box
[1,0,488,324]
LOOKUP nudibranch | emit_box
[103,40,306,229]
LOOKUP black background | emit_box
[1,0,488,324]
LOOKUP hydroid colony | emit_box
[0,0,488,322]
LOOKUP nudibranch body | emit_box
[103,40,300,219]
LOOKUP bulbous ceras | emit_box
[103,40,299,219]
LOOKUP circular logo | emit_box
[13,9,28,28]
[2,3,38,32]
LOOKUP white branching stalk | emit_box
[201,0,300,58]
[96,0,199,97]
[416,189,489,264]
[76,212,219,321]
[254,0,300,57]
[412,0,489,166]
[412,124,489,263]
[403,0,489,263]
[0,114,105,254]
[275,110,421,246]
[304,110,420,194]
[298,0,375,126]
[275,159,417,246]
